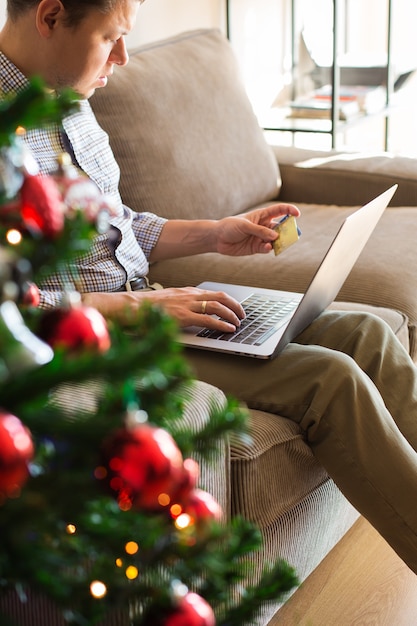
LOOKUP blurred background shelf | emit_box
[225,0,417,151]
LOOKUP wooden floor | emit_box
[268,516,417,626]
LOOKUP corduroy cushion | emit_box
[230,411,328,527]
[91,29,281,221]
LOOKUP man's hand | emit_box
[215,203,300,256]
[82,287,245,331]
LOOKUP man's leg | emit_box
[185,310,417,573]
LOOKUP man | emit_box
[2,0,417,577]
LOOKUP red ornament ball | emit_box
[20,173,65,238]
[0,411,34,498]
[39,305,111,354]
[162,592,216,626]
[101,424,184,511]
[21,281,41,308]
[178,489,223,529]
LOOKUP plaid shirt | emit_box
[0,51,167,307]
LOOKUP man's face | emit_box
[47,0,139,99]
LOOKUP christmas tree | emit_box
[0,80,298,626]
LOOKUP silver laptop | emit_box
[180,185,397,359]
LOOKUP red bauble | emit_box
[178,489,223,527]
[101,424,184,510]
[0,411,34,498]
[20,173,65,238]
[21,281,41,308]
[39,305,111,354]
[162,592,216,626]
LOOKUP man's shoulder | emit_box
[0,51,29,98]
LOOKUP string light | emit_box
[174,513,192,530]
[66,524,76,535]
[94,466,107,480]
[125,566,138,580]
[170,503,182,518]
[157,493,170,506]
[125,541,139,555]
[6,229,22,245]
[90,580,107,599]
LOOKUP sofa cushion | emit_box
[272,145,417,207]
[91,29,281,221]
[231,410,328,527]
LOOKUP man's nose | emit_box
[110,37,129,67]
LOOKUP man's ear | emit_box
[36,0,66,38]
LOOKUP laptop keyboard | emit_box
[196,293,299,346]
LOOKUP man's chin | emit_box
[75,87,97,100]
[84,82,107,99]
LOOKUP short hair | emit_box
[7,0,144,27]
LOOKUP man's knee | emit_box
[301,310,393,356]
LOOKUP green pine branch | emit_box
[0,77,79,148]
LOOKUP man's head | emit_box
[7,1,144,27]
[2,0,143,98]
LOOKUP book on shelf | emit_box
[288,96,360,121]
[313,84,387,115]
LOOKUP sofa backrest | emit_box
[91,29,281,221]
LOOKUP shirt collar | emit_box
[0,50,30,97]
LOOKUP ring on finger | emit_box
[201,300,207,315]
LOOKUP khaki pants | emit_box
[186,310,417,574]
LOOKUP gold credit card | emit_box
[272,215,301,256]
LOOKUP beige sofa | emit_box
[89,28,417,625]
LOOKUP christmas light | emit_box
[93,465,107,479]
[170,503,182,518]
[124,541,138,555]
[175,513,192,530]
[158,492,170,506]
[90,580,107,599]
[125,566,138,580]
[6,229,22,245]
[66,524,76,535]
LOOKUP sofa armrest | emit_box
[271,145,417,207]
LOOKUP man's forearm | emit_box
[149,219,219,262]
